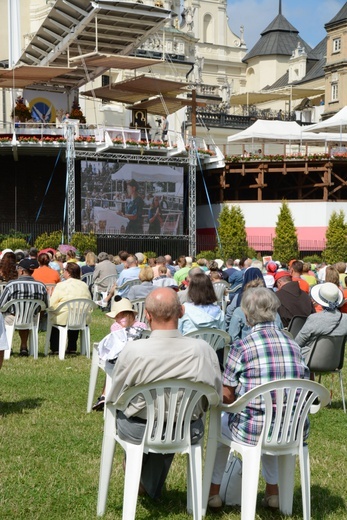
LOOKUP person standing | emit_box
[118,180,144,234]
[148,196,163,234]
[161,116,169,142]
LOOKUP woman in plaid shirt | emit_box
[209,287,309,511]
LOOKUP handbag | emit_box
[219,454,242,506]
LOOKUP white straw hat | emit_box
[106,297,137,319]
[310,282,343,308]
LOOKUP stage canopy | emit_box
[14,0,172,89]
[83,75,188,104]
[230,87,325,106]
[83,75,191,115]
[0,65,75,88]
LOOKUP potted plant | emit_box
[69,98,86,123]
[125,139,139,147]
[11,96,32,123]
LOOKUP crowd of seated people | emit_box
[2,245,347,514]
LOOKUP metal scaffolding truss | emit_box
[17,0,172,89]
[74,150,190,165]
[73,148,196,254]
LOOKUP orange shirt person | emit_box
[32,253,61,285]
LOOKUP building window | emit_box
[331,82,339,101]
[203,14,213,43]
[333,38,341,53]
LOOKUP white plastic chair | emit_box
[87,342,114,413]
[97,379,220,519]
[213,280,230,313]
[185,328,231,366]
[44,298,96,360]
[202,378,330,520]
[1,299,46,359]
[130,298,149,327]
[306,334,346,413]
[116,278,141,298]
[87,331,152,413]
[81,272,94,293]
[93,274,118,301]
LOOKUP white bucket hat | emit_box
[310,282,343,309]
[215,259,224,269]
[106,297,137,319]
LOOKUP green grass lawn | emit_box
[0,308,346,519]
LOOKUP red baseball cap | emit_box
[274,270,292,282]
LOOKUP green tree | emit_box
[217,204,248,259]
[71,232,97,254]
[323,210,347,264]
[34,230,64,251]
[273,201,299,263]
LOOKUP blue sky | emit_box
[226,0,345,50]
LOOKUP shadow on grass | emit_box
[0,397,44,416]
[95,484,347,519]
[138,489,194,519]
[203,485,346,520]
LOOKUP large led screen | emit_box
[81,161,184,235]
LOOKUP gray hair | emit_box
[241,287,280,327]
[250,259,264,272]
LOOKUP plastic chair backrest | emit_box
[0,282,7,295]
[221,379,330,451]
[130,298,147,325]
[116,278,141,297]
[287,315,308,338]
[81,272,94,286]
[213,280,230,300]
[114,379,220,452]
[0,298,46,326]
[93,274,118,300]
[53,298,96,328]
[306,335,346,372]
[184,327,230,353]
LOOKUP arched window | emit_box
[203,14,213,42]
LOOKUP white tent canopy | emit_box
[227,119,347,144]
[111,164,183,196]
[302,105,347,133]
[228,120,304,143]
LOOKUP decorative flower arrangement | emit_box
[126,139,139,146]
[18,136,40,143]
[225,152,333,163]
[0,137,11,142]
[149,140,168,148]
[197,148,216,156]
[185,145,216,156]
[69,99,86,124]
[11,96,32,122]
[41,136,66,143]
[113,137,124,145]
[75,136,95,143]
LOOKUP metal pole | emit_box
[188,139,197,257]
[66,122,76,243]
